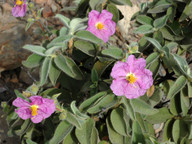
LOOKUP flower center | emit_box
[95,22,104,30]
[16,0,23,6]
[126,73,137,84]
[31,105,39,116]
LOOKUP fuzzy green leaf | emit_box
[22,54,44,68]
[145,107,173,124]
[167,75,187,99]
[101,47,123,59]
[74,40,95,57]
[130,98,159,115]
[134,25,154,34]
[110,108,127,136]
[49,121,73,144]
[40,57,52,86]
[55,14,70,27]
[136,15,153,25]
[153,15,168,29]
[23,45,46,56]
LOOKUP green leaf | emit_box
[106,117,124,144]
[130,98,159,115]
[22,54,44,68]
[60,27,68,36]
[148,88,163,107]
[136,15,153,25]
[55,14,70,27]
[110,108,127,136]
[93,60,113,77]
[40,57,52,86]
[188,82,192,98]
[180,88,189,116]
[149,58,160,78]
[49,61,61,86]
[131,120,145,144]
[171,54,191,79]
[89,0,105,9]
[179,1,192,22]
[91,68,99,83]
[110,0,132,6]
[145,107,173,124]
[145,37,162,52]
[23,45,46,56]
[122,97,135,120]
[66,111,82,129]
[170,93,181,115]
[75,30,103,44]
[167,6,176,22]
[87,93,119,114]
[49,121,73,144]
[15,119,31,136]
[54,54,83,80]
[167,75,187,99]
[26,139,37,144]
[163,119,174,141]
[160,27,184,41]
[172,120,188,143]
[107,4,119,23]
[147,0,171,13]
[101,47,123,59]
[134,25,154,34]
[62,130,78,144]
[75,118,98,144]
[79,91,107,112]
[146,52,160,67]
[153,15,168,29]
[74,40,96,57]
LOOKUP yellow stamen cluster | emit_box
[126,73,137,84]
[95,22,104,30]
[16,0,23,6]
[31,105,39,116]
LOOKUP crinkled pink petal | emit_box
[124,82,146,99]
[15,107,31,120]
[12,3,27,17]
[12,97,30,107]
[31,110,44,123]
[88,10,100,26]
[39,98,56,118]
[99,10,113,22]
[110,79,127,96]
[136,69,153,89]
[29,96,43,105]
[104,20,116,36]
[17,4,27,17]
[111,61,129,79]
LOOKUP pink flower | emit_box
[86,10,116,43]
[110,55,153,99]
[12,0,27,17]
[13,96,55,123]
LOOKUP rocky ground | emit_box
[0,0,149,143]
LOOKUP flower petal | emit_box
[39,98,55,118]
[136,69,153,89]
[29,96,43,105]
[99,10,113,22]
[111,61,129,79]
[31,111,44,123]
[12,97,30,108]
[124,82,146,99]
[15,107,31,120]
[110,79,127,96]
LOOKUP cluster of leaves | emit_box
[1,0,192,144]
[133,0,192,143]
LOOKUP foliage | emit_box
[2,0,192,144]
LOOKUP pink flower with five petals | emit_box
[86,10,116,43]
[13,96,55,123]
[110,55,153,99]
